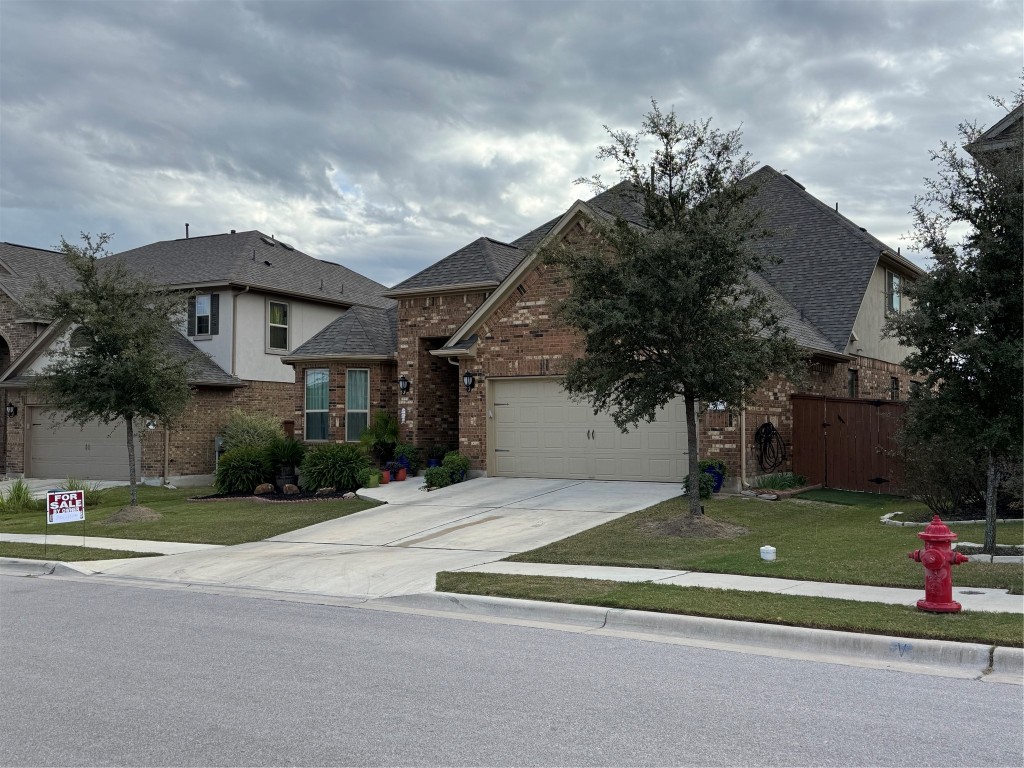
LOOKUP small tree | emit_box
[549,103,804,515]
[32,234,193,507]
[886,92,1023,552]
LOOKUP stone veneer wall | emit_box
[292,360,397,444]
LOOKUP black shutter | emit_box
[187,296,196,336]
[210,293,220,335]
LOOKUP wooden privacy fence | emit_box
[791,395,906,494]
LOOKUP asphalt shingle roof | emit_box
[112,230,394,310]
[0,242,79,309]
[387,237,528,295]
[288,305,397,358]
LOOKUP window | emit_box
[195,294,211,335]
[69,327,92,350]
[885,270,901,315]
[268,301,289,351]
[188,293,218,336]
[304,369,329,441]
[890,377,900,401]
[910,381,923,397]
[345,369,369,442]
[847,369,859,398]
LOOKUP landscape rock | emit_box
[283,484,300,495]
[254,483,275,495]
[757,493,779,501]
[342,492,356,499]
[315,487,335,496]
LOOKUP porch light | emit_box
[4,403,16,418]
[462,371,476,392]
[145,419,157,430]
[398,375,410,395]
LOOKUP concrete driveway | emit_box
[82,478,680,599]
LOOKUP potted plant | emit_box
[359,410,399,465]
[385,460,407,482]
[394,443,421,475]
[266,437,306,492]
[379,468,390,484]
[426,444,448,468]
[698,458,727,493]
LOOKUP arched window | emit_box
[69,327,93,350]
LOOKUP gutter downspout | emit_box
[739,405,747,490]
[230,286,250,375]
[163,426,170,485]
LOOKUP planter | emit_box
[363,472,380,489]
[393,467,407,482]
[379,471,390,485]
[703,468,724,493]
[397,456,411,472]
[275,473,298,493]
[427,458,440,468]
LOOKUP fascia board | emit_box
[383,281,499,299]
[281,353,396,364]
[879,250,926,278]
[428,344,477,358]
[442,201,595,348]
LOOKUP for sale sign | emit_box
[46,490,85,524]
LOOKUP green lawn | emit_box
[0,485,379,545]
[0,542,161,561]
[436,572,1024,648]
[507,491,1024,593]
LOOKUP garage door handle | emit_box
[494,449,510,453]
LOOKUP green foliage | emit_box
[424,466,453,490]
[394,443,421,474]
[300,443,370,492]
[885,88,1023,552]
[750,473,807,490]
[426,444,449,462]
[698,459,727,476]
[29,233,194,505]
[358,466,378,488]
[215,447,274,494]
[442,451,470,483]
[359,410,399,463]
[547,102,804,514]
[682,471,713,499]
[59,478,107,506]
[222,409,285,452]
[266,437,306,472]
[0,479,40,514]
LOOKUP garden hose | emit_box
[754,420,786,473]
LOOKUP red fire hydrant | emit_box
[908,515,970,613]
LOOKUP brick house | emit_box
[288,166,924,491]
[0,232,393,484]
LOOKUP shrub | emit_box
[750,472,808,490]
[300,443,370,492]
[424,466,452,490]
[394,443,421,474]
[0,479,40,514]
[59,478,107,506]
[357,466,377,488]
[442,451,470,483]
[359,410,399,463]
[221,409,285,452]
[683,471,713,499]
[215,446,274,494]
[266,437,306,473]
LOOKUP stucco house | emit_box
[0,231,393,484]
[284,166,924,492]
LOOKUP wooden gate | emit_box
[791,395,906,494]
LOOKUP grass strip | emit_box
[507,494,1023,594]
[436,571,1024,648]
[0,485,379,545]
[0,542,161,561]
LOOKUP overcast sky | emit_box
[1,1,1020,287]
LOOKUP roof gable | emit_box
[386,237,528,296]
[286,305,397,359]
[0,242,79,308]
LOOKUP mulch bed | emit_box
[103,505,161,523]
[187,491,358,504]
[640,513,748,540]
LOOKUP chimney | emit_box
[231,229,236,234]
[185,223,190,239]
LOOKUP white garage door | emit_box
[28,409,140,480]
[491,378,689,482]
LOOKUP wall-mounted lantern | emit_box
[4,403,17,418]
[462,371,476,392]
[145,419,157,430]
[398,374,410,395]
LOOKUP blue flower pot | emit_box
[704,468,724,493]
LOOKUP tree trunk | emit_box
[983,450,1000,554]
[125,417,138,507]
[684,391,702,515]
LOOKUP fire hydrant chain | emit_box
[908,515,971,613]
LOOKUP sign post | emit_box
[44,490,86,556]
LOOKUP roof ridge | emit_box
[1,241,62,254]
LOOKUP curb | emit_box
[0,557,89,577]
[385,592,1018,679]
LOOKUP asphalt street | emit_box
[1,575,1021,767]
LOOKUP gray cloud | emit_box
[1,0,1020,286]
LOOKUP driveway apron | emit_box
[83,478,681,599]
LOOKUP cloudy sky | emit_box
[1,1,1020,287]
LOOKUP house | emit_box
[0,231,393,483]
[286,166,925,492]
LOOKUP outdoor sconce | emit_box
[462,371,476,392]
[5,403,16,418]
[398,375,410,395]
[145,419,157,431]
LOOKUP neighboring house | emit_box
[0,231,393,483]
[287,166,924,492]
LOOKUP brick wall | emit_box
[0,294,47,361]
[292,360,397,444]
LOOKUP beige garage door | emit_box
[490,378,688,482]
[28,409,140,480]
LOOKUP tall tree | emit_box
[886,93,1023,552]
[32,233,193,507]
[548,102,804,514]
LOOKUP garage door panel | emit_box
[29,409,140,480]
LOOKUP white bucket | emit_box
[760,545,777,562]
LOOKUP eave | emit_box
[383,281,499,299]
[281,353,397,364]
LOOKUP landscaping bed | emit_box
[504,491,1024,593]
[436,571,1024,648]
[188,490,359,503]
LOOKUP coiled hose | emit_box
[754,420,786,472]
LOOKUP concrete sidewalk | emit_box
[0,532,221,555]
[460,561,1024,614]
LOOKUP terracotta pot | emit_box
[395,467,407,481]
[379,471,390,484]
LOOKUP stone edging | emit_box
[186,493,358,504]
[881,512,1024,563]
